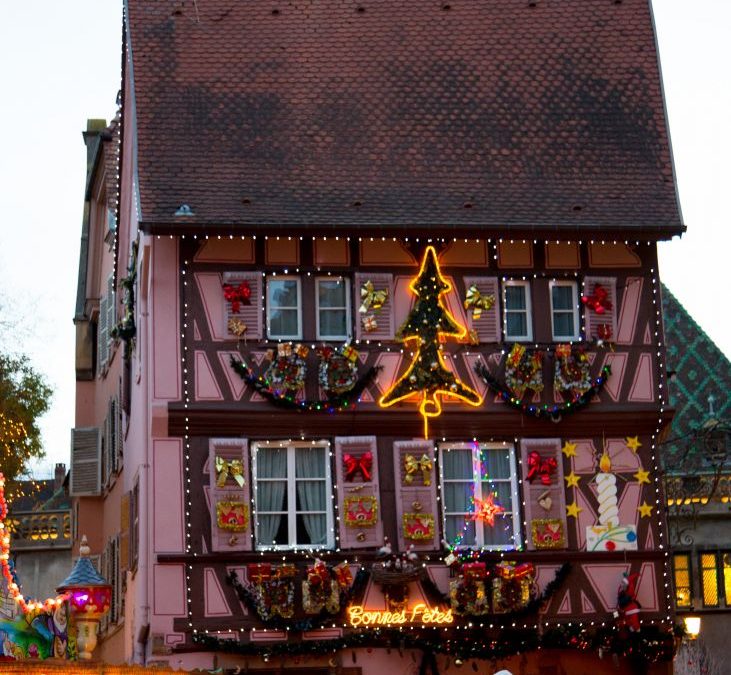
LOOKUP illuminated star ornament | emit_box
[625,436,642,453]
[379,246,482,437]
[471,494,505,527]
[561,441,577,458]
[564,471,581,488]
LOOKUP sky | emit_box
[0,1,729,478]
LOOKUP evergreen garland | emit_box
[475,362,611,421]
[230,356,379,412]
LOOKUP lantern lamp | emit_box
[683,615,701,640]
[56,535,112,660]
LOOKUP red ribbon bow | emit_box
[581,284,612,315]
[307,561,331,587]
[526,451,557,485]
[343,451,372,482]
[223,281,252,313]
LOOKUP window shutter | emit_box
[130,482,139,570]
[354,273,394,341]
[462,276,501,343]
[114,393,123,471]
[222,272,262,339]
[107,275,117,345]
[209,438,252,552]
[120,492,130,572]
[582,276,617,341]
[334,436,383,549]
[393,440,439,551]
[70,427,101,496]
[520,439,567,551]
[99,546,109,633]
[98,293,108,369]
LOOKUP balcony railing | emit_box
[5,510,72,550]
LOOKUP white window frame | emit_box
[502,280,532,341]
[266,276,302,340]
[315,276,351,341]
[438,441,522,551]
[252,440,334,551]
[549,280,580,341]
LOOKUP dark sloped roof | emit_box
[126,0,683,236]
[662,284,731,470]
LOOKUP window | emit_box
[316,277,351,340]
[503,281,532,341]
[252,441,333,550]
[266,277,302,339]
[549,280,579,341]
[439,442,521,550]
[130,480,140,571]
[673,553,692,608]
[724,553,731,605]
[701,552,719,607]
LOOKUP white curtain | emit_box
[442,449,475,544]
[295,447,327,545]
[256,448,287,545]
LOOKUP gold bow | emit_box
[215,456,245,488]
[359,281,389,314]
[463,284,495,320]
[404,453,433,486]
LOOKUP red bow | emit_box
[223,281,252,313]
[306,561,331,587]
[581,284,612,315]
[597,323,613,341]
[343,451,372,482]
[526,451,557,485]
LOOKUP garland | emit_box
[230,356,379,412]
[192,623,676,664]
[226,567,369,631]
[475,362,611,421]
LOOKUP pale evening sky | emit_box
[0,1,728,477]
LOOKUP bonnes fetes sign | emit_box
[347,603,453,627]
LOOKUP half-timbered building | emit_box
[71,1,684,672]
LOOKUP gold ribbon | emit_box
[404,453,433,486]
[359,281,389,314]
[342,344,359,363]
[463,284,495,320]
[215,456,245,488]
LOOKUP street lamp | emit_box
[56,535,111,660]
[682,615,701,640]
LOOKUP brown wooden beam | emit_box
[168,404,674,438]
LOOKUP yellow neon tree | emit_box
[379,246,482,437]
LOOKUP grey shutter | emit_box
[98,292,108,370]
[462,276,501,343]
[354,273,394,341]
[583,276,617,341]
[107,275,117,346]
[222,272,263,339]
[70,427,101,496]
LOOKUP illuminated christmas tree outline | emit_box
[379,246,483,437]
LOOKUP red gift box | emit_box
[247,563,272,583]
[462,562,487,580]
[333,562,353,589]
[513,562,535,580]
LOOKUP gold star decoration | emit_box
[633,468,651,485]
[625,436,642,453]
[566,501,583,518]
[637,501,653,518]
[564,471,581,488]
[561,441,577,458]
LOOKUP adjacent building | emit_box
[71,1,684,672]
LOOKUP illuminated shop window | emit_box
[724,553,731,606]
[701,552,719,607]
[673,553,692,608]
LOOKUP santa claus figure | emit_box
[616,572,641,632]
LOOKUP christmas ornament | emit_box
[525,451,557,485]
[625,436,642,453]
[227,318,247,338]
[343,451,373,482]
[361,314,378,332]
[344,496,378,527]
[317,344,359,395]
[553,344,591,396]
[504,344,544,398]
[223,280,252,313]
[359,280,389,313]
[471,494,504,527]
[581,283,612,315]
[615,573,641,633]
[403,453,433,486]
[215,456,245,487]
[530,519,565,549]
[379,246,482,437]
[402,513,435,541]
[463,284,495,320]
[302,560,340,615]
[264,347,306,393]
[216,501,249,531]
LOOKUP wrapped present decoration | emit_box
[333,562,353,590]
[531,519,565,549]
[341,344,359,363]
[344,496,378,527]
[276,564,297,579]
[247,563,272,584]
[402,513,435,541]
[215,456,245,488]
[216,501,248,532]
[361,314,378,332]
[462,562,487,580]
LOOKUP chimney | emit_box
[54,463,66,492]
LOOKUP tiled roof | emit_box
[57,557,108,589]
[10,480,70,513]
[126,0,683,236]
[662,284,731,470]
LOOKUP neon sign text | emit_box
[347,603,454,627]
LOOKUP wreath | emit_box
[553,344,592,396]
[317,345,359,395]
[264,345,307,393]
[505,344,544,398]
